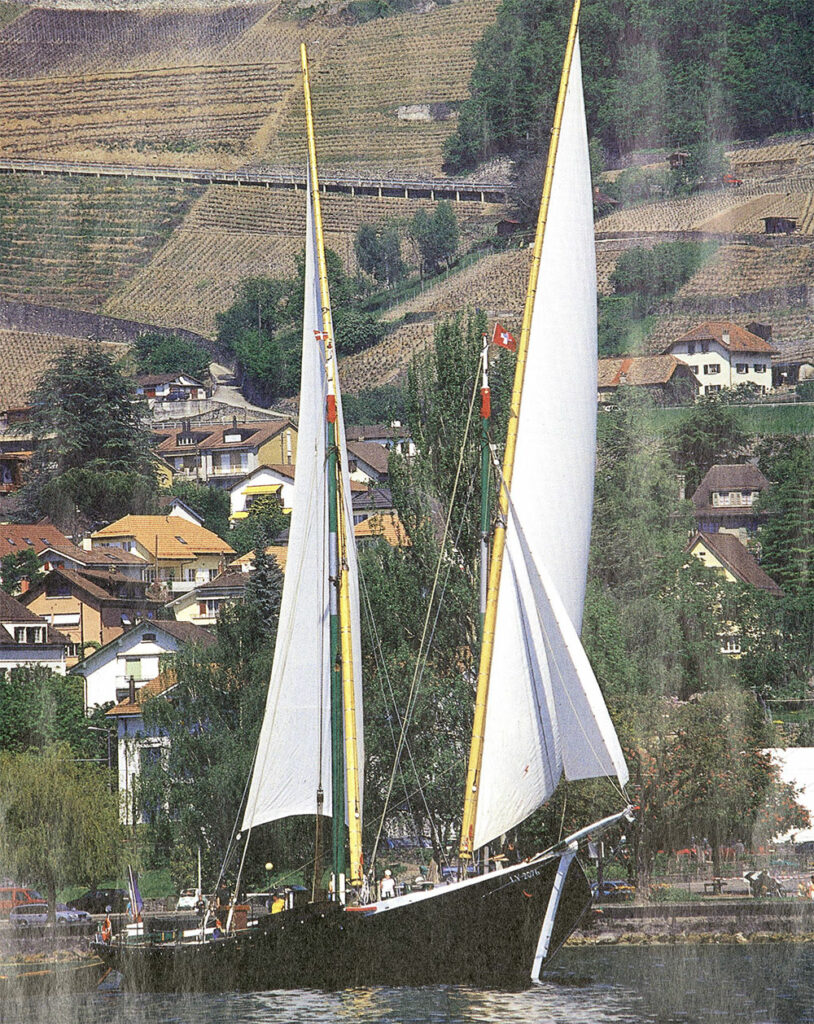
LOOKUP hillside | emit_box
[0,3,811,404]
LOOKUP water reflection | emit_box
[2,943,812,1024]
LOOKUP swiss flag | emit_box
[491,322,516,352]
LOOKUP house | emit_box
[228,464,297,520]
[354,511,410,547]
[71,618,215,710]
[0,523,148,584]
[345,423,415,457]
[352,486,395,525]
[686,531,783,596]
[692,464,771,540]
[20,568,163,666]
[664,322,776,395]
[155,495,205,526]
[105,669,178,826]
[154,418,297,486]
[166,570,248,626]
[0,589,68,674]
[230,543,289,574]
[597,355,698,404]
[135,373,208,403]
[346,440,390,484]
[90,515,234,595]
[686,531,783,656]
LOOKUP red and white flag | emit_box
[314,329,329,342]
[491,322,516,352]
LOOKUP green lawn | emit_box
[636,403,814,436]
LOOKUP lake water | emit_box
[2,943,813,1024]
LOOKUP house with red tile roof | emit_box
[664,321,776,395]
[597,355,698,404]
[21,567,163,666]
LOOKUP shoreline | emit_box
[569,897,814,946]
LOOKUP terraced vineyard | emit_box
[0,329,128,412]
[104,185,503,336]
[0,175,202,310]
[675,242,814,299]
[265,0,502,175]
[0,5,273,78]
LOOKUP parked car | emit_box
[66,887,128,914]
[176,889,210,911]
[0,886,43,917]
[591,880,636,902]
[9,902,92,929]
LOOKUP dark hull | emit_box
[93,855,592,992]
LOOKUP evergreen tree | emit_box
[21,344,157,529]
[0,549,41,595]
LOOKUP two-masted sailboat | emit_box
[95,3,632,991]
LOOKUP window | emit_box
[124,656,144,679]
[701,342,709,353]
[687,342,696,355]
[15,626,43,644]
[689,365,699,375]
[703,364,720,375]
[66,642,81,658]
[141,632,156,642]
[735,363,748,374]
[5,537,15,546]
[706,385,722,392]
[175,536,188,545]
[754,363,766,373]
[712,491,730,507]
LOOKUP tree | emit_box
[0,745,122,921]
[409,203,459,276]
[669,392,748,496]
[354,221,406,284]
[136,568,283,886]
[21,344,157,529]
[169,481,232,540]
[0,548,41,595]
[133,331,211,380]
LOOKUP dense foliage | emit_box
[216,251,384,403]
[21,344,157,531]
[443,0,812,171]
[0,744,122,919]
[133,331,211,381]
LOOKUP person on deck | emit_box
[380,870,396,899]
[101,915,112,944]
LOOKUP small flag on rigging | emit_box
[491,322,516,351]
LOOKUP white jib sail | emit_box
[242,169,332,831]
[473,38,627,851]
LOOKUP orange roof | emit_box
[597,354,692,388]
[671,322,776,354]
[354,512,410,547]
[155,419,292,455]
[91,516,235,560]
[106,669,178,717]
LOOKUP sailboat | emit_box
[94,4,632,992]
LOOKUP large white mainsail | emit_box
[241,164,363,831]
[473,38,627,850]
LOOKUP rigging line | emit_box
[360,565,454,869]
[370,364,482,866]
[358,568,420,824]
[493,455,628,805]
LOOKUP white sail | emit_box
[241,169,332,831]
[473,38,627,850]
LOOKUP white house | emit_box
[106,670,177,826]
[228,464,297,521]
[71,619,215,710]
[664,321,776,395]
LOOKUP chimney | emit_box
[128,675,136,704]
[232,415,238,430]
[721,331,730,348]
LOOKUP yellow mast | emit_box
[459,0,584,858]
[301,44,364,888]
